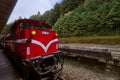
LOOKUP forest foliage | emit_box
[53,0,120,37]
[1,0,120,38]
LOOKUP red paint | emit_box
[4,19,58,59]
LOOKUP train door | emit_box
[11,23,17,53]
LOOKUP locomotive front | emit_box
[4,19,64,80]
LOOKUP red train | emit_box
[3,19,64,80]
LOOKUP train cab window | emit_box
[20,22,34,30]
[35,25,48,30]
[20,23,24,30]
[19,22,49,30]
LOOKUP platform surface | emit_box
[59,43,120,60]
[0,49,22,80]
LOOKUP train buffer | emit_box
[0,49,22,80]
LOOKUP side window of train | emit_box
[20,23,25,30]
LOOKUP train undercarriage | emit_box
[5,49,64,80]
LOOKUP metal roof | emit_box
[0,0,18,33]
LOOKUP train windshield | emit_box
[20,22,48,30]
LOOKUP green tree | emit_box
[41,11,50,22]
[29,11,42,20]
[1,22,13,36]
[60,0,82,16]
[54,0,120,37]
[41,3,61,26]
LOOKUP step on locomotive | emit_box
[3,19,64,80]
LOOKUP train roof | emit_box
[14,19,51,29]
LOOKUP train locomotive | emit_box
[3,19,64,80]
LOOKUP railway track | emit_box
[62,57,120,80]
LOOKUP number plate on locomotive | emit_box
[42,31,49,35]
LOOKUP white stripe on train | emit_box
[31,39,58,52]
[6,39,58,53]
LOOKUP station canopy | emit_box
[0,0,18,33]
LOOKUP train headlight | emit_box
[55,33,58,37]
[31,30,36,35]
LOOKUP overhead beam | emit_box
[0,0,18,33]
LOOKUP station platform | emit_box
[59,43,120,60]
[0,49,22,80]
